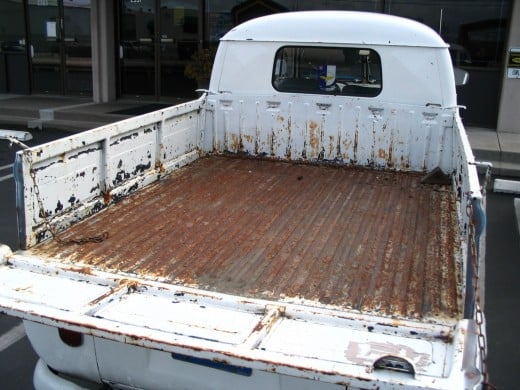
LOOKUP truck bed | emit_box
[33,155,460,320]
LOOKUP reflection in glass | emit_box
[0,0,27,53]
[64,0,92,93]
[120,0,156,96]
[386,0,511,128]
[386,0,510,69]
[28,0,92,94]
[119,0,200,98]
[205,0,384,44]
[28,0,61,93]
[0,0,30,93]
[386,0,512,128]
[159,0,198,97]
[273,46,382,97]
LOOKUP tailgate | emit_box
[0,246,470,389]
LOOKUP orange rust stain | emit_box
[378,148,388,159]
[400,155,410,169]
[155,161,166,172]
[103,191,112,205]
[309,121,320,154]
[242,134,254,144]
[63,266,94,275]
[230,133,241,152]
[87,287,117,306]
[328,135,335,157]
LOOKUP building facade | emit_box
[0,0,518,132]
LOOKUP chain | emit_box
[26,152,108,245]
[467,200,495,390]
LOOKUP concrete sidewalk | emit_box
[0,94,189,132]
[465,127,520,178]
[0,94,519,177]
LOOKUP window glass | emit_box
[294,0,383,12]
[205,0,291,43]
[386,0,511,69]
[0,0,26,53]
[272,46,382,97]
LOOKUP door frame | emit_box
[116,0,203,100]
[26,0,92,95]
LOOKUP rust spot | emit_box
[118,279,149,294]
[328,136,335,158]
[87,287,116,306]
[378,148,388,159]
[230,133,241,152]
[353,126,359,162]
[242,134,254,144]
[62,266,93,275]
[103,191,112,205]
[32,156,460,320]
[435,332,454,344]
[309,121,320,155]
[400,155,410,169]
[155,161,166,172]
[251,307,283,333]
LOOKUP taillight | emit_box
[58,328,84,347]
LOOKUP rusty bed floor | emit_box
[34,156,461,320]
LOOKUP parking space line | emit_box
[0,163,14,182]
[494,179,520,194]
[0,173,13,183]
[0,323,26,352]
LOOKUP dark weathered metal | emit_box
[34,156,460,320]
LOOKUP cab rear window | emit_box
[272,46,382,97]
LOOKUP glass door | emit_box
[159,1,198,97]
[63,0,92,94]
[0,0,30,93]
[28,0,62,93]
[28,0,92,94]
[386,0,512,128]
[118,0,200,99]
[119,0,156,96]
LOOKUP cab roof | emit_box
[221,11,448,48]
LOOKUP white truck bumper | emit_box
[33,359,102,390]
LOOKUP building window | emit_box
[272,46,382,97]
[386,0,511,70]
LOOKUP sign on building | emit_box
[507,48,520,78]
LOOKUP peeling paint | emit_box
[68,147,102,160]
[55,200,63,214]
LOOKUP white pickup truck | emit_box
[0,11,489,390]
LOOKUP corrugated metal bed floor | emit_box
[34,155,461,320]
